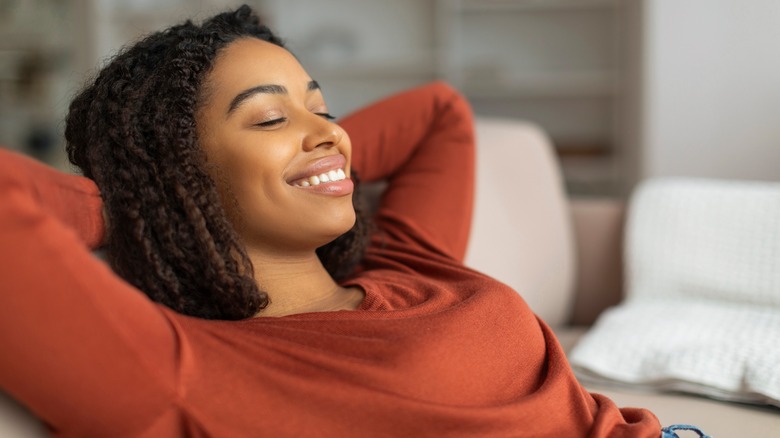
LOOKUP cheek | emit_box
[206,168,243,227]
[217,137,288,190]
[340,131,353,170]
[201,155,266,227]
[222,158,293,233]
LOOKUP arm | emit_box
[0,149,178,436]
[0,149,105,248]
[339,82,475,261]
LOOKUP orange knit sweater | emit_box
[0,83,660,437]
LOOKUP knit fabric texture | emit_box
[571,178,780,406]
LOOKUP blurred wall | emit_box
[640,0,780,181]
[3,0,779,184]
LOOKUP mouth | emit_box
[291,168,347,187]
[286,154,353,195]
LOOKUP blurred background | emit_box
[1,0,778,196]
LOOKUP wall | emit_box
[7,0,778,184]
[640,0,780,182]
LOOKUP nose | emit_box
[302,115,343,152]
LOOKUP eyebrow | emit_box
[226,80,321,115]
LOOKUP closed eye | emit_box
[315,113,336,121]
[255,117,287,127]
[254,113,334,128]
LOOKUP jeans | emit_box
[661,424,712,438]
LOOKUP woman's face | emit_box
[196,38,355,255]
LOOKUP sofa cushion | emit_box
[465,119,575,328]
[555,326,780,437]
[569,177,780,407]
[586,381,780,437]
[0,392,46,437]
[568,198,626,326]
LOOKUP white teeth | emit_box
[293,168,347,187]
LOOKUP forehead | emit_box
[205,38,310,99]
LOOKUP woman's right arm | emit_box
[0,149,106,248]
[0,149,179,436]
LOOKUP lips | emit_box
[286,154,353,195]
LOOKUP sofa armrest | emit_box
[568,198,626,326]
[0,392,47,437]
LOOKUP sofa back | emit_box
[465,119,575,328]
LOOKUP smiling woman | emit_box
[63,7,370,320]
[0,4,667,437]
[197,39,355,253]
[194,37,364,316]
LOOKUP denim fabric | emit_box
[661,424,712,438]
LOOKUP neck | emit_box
[247,249,363,317]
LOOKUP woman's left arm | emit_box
[339,82,476,261]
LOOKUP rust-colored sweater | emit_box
[0,83,661,437]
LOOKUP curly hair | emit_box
[65,5,370,320]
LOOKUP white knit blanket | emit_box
[569,178,780,407]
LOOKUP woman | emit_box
[0,5,699,437]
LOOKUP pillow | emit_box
[569,178,780,407]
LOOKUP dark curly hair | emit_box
[65,5,370,320]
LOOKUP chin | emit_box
[324,210,357,242]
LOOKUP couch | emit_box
[465,118,780,436]
[2,118,779,436]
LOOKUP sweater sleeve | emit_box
[339,82,475,261]
[0,148,179,436]
[0,149,105,248]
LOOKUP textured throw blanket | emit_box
[570,178,780,407]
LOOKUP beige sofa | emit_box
[466,119,780,436]
[2,118,778,436]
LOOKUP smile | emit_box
[291,168,347,187]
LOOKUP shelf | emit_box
[304,61,437,80]
[0,31,71,52]
[555,140,611,158]
[458,0,617,13]
[560,153,620,196]
[260,0,629,197]
[461,71,618,99]
[565,179,622,197]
